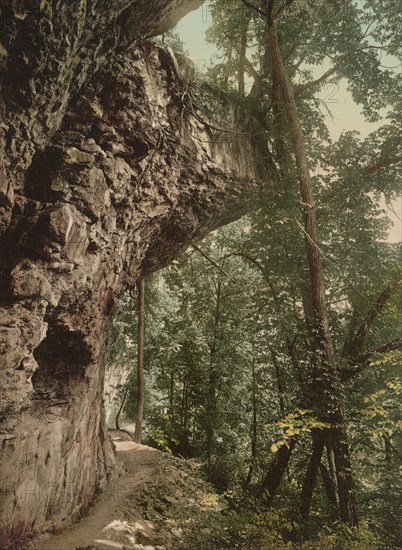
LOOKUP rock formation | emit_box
[0,1,270,545]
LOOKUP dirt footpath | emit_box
[35,436,160,550]
[34,432,225,550]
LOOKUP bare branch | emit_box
[240,0,266,18]
[341,339,402,382]
[366,156,402,175]
[191,243,238,285]
[295,57,347,97]
[342,275,402,359]
[275,0,297,20]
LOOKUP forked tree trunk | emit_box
[134,278,145,443]
[266,14,358,526]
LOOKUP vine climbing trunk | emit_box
[266,11,358,526]
[134,278,145,444]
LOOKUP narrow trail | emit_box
[35,434,159,550]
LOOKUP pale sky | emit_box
[176,5,401,243]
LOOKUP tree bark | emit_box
[258,436,298,505]
[319,461,339,514]
[224,39,234,91]
[342,275,401,360]
[266,16,358,526]
[271,348,286,414]
[206,278,222,476]
[245,57,263,99]
[238,23,248,95]
[300,433,325,519]
[245,340,258,486]
[134,278,145,443]
[115,384,130,431]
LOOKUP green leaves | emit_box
[270,409,331,453]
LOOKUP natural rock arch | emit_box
[0,1,271,544]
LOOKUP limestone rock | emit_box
[0,1,271,545]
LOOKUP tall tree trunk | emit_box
[245,56,263,99]
[245,340,258,486]
[170,367,175,416]
[206,278,222,475]
[330,434,358,525]
[207,349,217,474]
[238,22,248,95]
[271,348,286,414]
[225,39,233,91]
[271,61,292,191]
[134,278,145,443]
[266,16,358,526]
[180,375,187,427]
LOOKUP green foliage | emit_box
[271,410,330,453]
[177,501,381,549]
[298,521,380,549]
[153,27,186,53]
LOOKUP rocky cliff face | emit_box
[0,1,270,545]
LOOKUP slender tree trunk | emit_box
[271,348,286,414]
[271,62,292,191]
[134,277,145,443]
[170,368,174,416]
[206,278,222,476]
[180,376,187,426]
[320,462,339,520]
[224,39,233,91]
[300,433,325,519]
[115,384,129,430]
[180,375,190,455]
[207,350,216,475]
[238,23,248,95]
[326,444,340,507]
[266,17,358,526]
[268,20,334,369]
[245,56,263,99]
[245,340,258,486]
[258,436,298,506]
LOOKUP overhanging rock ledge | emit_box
[0,1,271,544]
